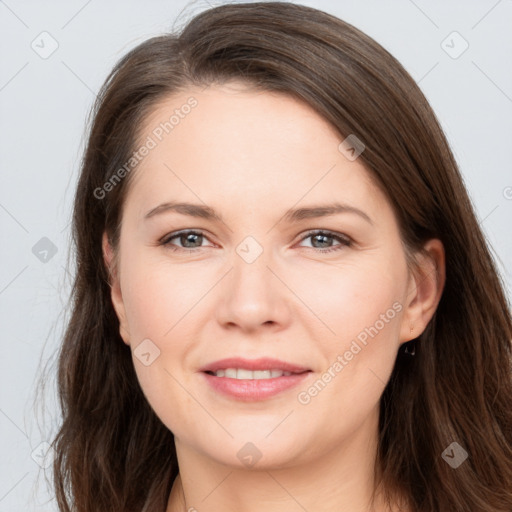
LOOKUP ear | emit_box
[399,238,446,343]
[102,232,131,346]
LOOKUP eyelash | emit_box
[159,229,352,254]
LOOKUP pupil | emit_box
[314,234,330,248]
[183,233,201,248]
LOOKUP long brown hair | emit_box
[51,2,512,511]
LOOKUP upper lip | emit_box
[199,357,311,374]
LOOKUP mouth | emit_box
[199,357,313,401]
[204,368,309,379]
[199,356,311,375]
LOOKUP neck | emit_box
[166,410,404,512]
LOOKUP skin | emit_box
[103,81,445,512]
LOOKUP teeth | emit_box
[212,368,293,379]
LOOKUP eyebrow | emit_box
[144,201,373,225]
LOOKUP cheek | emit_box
[120,260,204,433]
[289,255,405,344]
[121,254,212,339]
[291,255,405,405]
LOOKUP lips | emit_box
[198,357,312,401]
[198,357,311,374]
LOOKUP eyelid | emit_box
[296,229,352,246]
[294,229,353,254]
[159,229,216,247]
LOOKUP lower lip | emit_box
[201,371,312,401]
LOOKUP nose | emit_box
[215,244,292,332]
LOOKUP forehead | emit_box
[125,82,385,219]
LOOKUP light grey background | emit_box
[1,0,511,510]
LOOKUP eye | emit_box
[297,230,352,253]
[160,229,352,254]
[160,230,213,252]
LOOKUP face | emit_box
[104,82,441,470]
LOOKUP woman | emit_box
[52,2,512,511]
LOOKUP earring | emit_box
[404,342,416,356]
[404,326,416,356]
